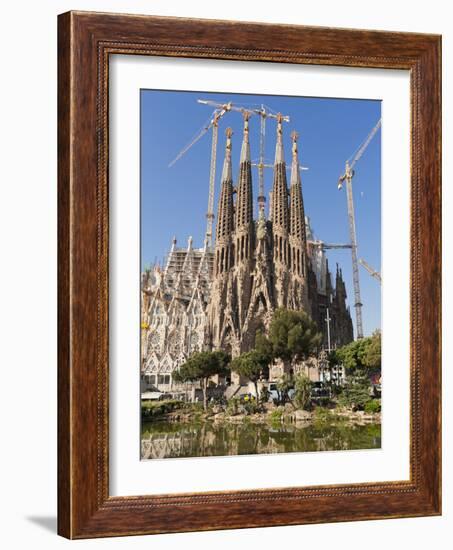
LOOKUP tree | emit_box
[255,329,273,359]
[293,373,312,410]
[338,374,371,410]
[331,331,381,374]
[230,350,269,399]
[268,308,322,367]
[364,330,381,370]
[173,351,230,410]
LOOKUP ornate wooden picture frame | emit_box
[58,11,441,539]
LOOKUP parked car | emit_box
[265,383,295,404]
[141,391,172,401]
[310,381,331,401]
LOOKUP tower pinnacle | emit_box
[240,111,251,163]
[289,128,307,280]
[271,114,289,231]
[235,114,254,231]
[214,129,235,276]
[275,113,285,164]
[221,127,233,183]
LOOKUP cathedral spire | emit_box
[240,110,251,163]
[271,114,289,230]
[289,131,307,245]
[235,112,253,230]
[289,131,307,279]
[234,112,254,266]
[271,115,290,266]
[275,113,285,164]
[221,127,233,183]
[214,128,235,275]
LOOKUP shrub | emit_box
[141,399,184,418]
[337,377,370,410]
[364,399,381,414]
[293,373,312,410]
[226,397,240,416]
[269,409,284,424]
[313,406,331,422]
[243,400,260,415]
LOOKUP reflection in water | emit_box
[141,421,381,460]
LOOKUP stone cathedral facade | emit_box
[141,116,353,392]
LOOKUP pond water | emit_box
[141,420,381,460]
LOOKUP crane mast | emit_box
[341,162,364,339]
[257,107,266,215]
[205,116,219,248]
[338,119,381,340]
[253,106,290,216]
[169,101,233,249]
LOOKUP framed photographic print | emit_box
[58,11,441,538]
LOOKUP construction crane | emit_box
[309,240,352,251]
[359,258,382,284]
[168,102,235,249]
[197,100,259,237]
[338,119,381,339]
[199,101,292,217]
[251,107,290,216]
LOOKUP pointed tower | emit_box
[271,114,290,306]
[207,128,239,356]
[289,131,307,272]
[332,265,354,346]
[232,112,256,337]
[288,130,309,311]
[234,111,254,265]
[214,128,235,276]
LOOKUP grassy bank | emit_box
[141,399,381,425]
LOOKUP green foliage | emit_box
[364,331,381,369]
[226,397,240,416]
[364,399,381,414]
[254,330,273,359]
[312,406,331,422]
[276,373,293,394]
[337,376,371,410]
[225,396,260,416]
[268,408,284,424]
[173,351,230,410]
[293,373,312,410]
[173,350,231,383]
[275,373,293,404]
[231,349,270,399]
[331,331,381,374]
[230,350,269,383]
[242,399,260,415]
[268,308,322,364]
[141,399,183,418]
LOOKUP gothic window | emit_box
[168,333,181,356]
[148,331,160,350]
[158,374,171,385]
[191,332,199,350]
[145,374,156,386]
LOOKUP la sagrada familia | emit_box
[141,115,353,391]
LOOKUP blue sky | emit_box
[141,90,381,337]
